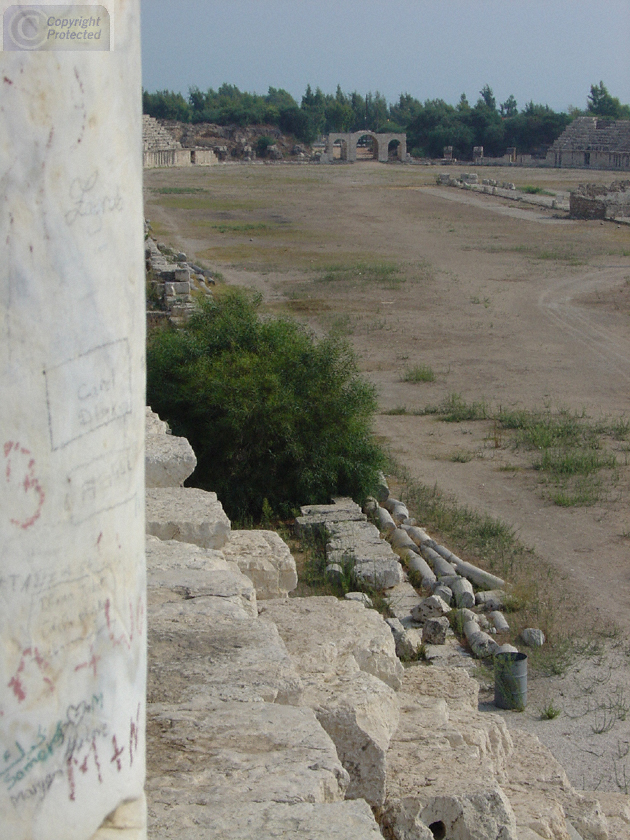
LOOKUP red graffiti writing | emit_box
[74,646,101,678]
[3,441,45,529]
[110,735,124,772]
[8,647,54,703]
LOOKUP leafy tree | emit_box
[146,291,385,521]
[479,84,497,111]
[587,81,630,119]
[142,89,191,122]
[500,95,518,118]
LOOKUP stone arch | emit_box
[387,138,402,160]
[324,131,406,163]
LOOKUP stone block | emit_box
[146,702,349,810]
[354,556,404,590]
[146,486,231,549]
[145,433,197,487]
[411,594,451,622]
[146,406,169,434]
[422,616,450,645]
[221,529,298,599]
[148,799,383,840]
[260,596,403,691]
[164,281,190,296]
[148,604,302,706]
[146,535,257,617]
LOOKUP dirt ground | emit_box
[144,161,630,795]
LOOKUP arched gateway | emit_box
[324,131,407,163]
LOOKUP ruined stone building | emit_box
[143,115,217,168]
[547,116,630,170]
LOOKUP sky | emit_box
[141,0,630,113]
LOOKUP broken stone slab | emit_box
[354,556,404,590]
[433,583,453,605]
[411,594,451,623]
[345,592,373,607]
[146,701,349,810]
[296,506,367,535]
[146,535,257,617]
[326,518,383,544]
[146,486,231,549]
[221,529,298,599]
[148,799,384,840]
[362,496,379,515]
[385,581,425,621]
[306,670,399,806]
[520,628,545,647]
[260,597,403,690]
[146,406,170,434]
[386,617,423,660]
[145,432,197,487]
[422,616,450,645]
[384,665,518,840]
[148,603,303,705]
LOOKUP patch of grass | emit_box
[450,450,474,463]
[317,261,405,288]
[422,392,488,422]
[540,700,562,720]
[211,222,271,234]
[518,185,555,196]
[401,364,435,383]
[382,406,409,415]
[151,187,207,195]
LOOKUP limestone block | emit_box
[164,281,190,296]
[476,589,508,611]
[145,486,231,549]
[385,666,519,840]
[345,592,373,607]
[490,611,510,632]
[375,471,390,502]
[387,617,423,660]
[145,433,197,487]
[520,628,546,647]
[411,594,452,622]
[146,406,170,434]
[221,529,297,599]
[307,670,399,806]
[376,505,396,534]
[260,597,403,690]
[354,556,404,590]
[147,604,302,705]
[146,701,349,808]
[385,581,425,621]
[145,535,257,616]
[422,617,450,645]
[148,799,383,840]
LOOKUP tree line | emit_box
[143,81,630,160]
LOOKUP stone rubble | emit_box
[144,411,629,840]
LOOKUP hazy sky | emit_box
[141,0,630,113]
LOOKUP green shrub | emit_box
[146,289,385,520]
[256,135,275,156]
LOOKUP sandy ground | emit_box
[144,161,630,795]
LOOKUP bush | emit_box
[256,135,275,156]
[146,290,385,520]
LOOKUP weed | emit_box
[540,700,562,720]
[422,393,488,422]
[402,364,435,383]
[317,261,405,288]
[382,406,409,415]
[450,450,474,463]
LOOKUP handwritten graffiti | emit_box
[64,171,123,234]
[7,647,54,703]
[104,595,144,650]
[2,694,105,798]
[3,442,45,529]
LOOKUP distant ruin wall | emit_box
[570,180,630,219]
[324,131,407,163]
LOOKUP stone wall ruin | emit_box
[323,131,407,163]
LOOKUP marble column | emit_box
[0,2,146,838]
